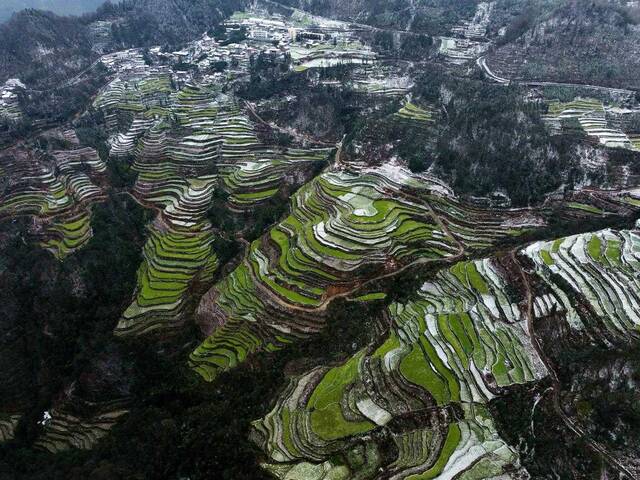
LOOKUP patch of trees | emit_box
[0,9,95,87]
[413,69,573,206]
[109,0,247,50]
[363,31,435,60]
[236,52,300,100]
[21,64,109,123]
[492,0,640,90]
[411,0,478,36]
[220,26,248,46]
[236,56,369,142]
[496,5,539,45]
[0,270,383,479]
[346,66,600,206]
[345,97,435,174]
[0,189,151,455]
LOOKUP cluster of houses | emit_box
[141,9,376,79]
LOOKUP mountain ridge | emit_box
[0,0,106,23]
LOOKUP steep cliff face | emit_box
[487,0,640,89]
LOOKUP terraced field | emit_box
[0,140,107,259]
[543,97,639,149]
[289,38,375,73]
[111,101,222,336]
[524,227,640,339]
[350,68,413,97]
[394,100,435,125]
[250,223,640,479]
[94,73,173,135]
[4,5,640,473]
[95,78,333,336]
[34,403,129,454]
[189,162,556,382]
[251,254,540,478]
[116,208,220,337]
[0,414,21,443]
[221,147,330,211]
[0,79,24,122]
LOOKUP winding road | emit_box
[477,55,636,97]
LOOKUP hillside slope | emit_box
[486,0,640,89]
[271,0,479,35]
[0,0,105,23]
[0,10,94,87]
[0,0,246,87]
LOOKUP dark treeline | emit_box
[417,70,565,206]
[489,0,640,90]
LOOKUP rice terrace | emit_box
[0,0,639,479]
